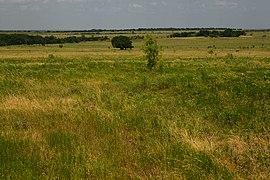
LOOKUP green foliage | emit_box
[111,36,133,50]
[0,34,109,46]
[0,138,41,178]
[170,32,196,38]
[170,29,246,38]
[143,35,160,69]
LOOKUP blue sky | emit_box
[0,0,269,30]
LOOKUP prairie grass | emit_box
[0,32,270,179]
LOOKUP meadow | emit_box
[0,31,270,179]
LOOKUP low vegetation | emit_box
[0,34,109,46]
[171,29,246,38]
[0,30,269,179]
[111,36,133,50]
[143,35,160,69]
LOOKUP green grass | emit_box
[0,32,270,179]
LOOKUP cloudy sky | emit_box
[0,0,269,30]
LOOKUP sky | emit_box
[0,0,269,30]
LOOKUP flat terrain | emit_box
[0,31,270,179]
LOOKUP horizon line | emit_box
[1,27,270,32]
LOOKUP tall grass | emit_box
[1,35,270,179]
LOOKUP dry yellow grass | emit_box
[0,32,269,179]
[0,95,79,113]
[1,49,270,60]
[168,121,217,152]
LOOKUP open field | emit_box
[0,31,270,179]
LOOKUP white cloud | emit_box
[161,1,167,6]
[150,2,158,6]
[215,0,238,8]
[130,3,143,9]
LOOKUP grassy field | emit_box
[0,31,270,179]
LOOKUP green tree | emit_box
[143,35,160,69]
[111,36,133,50]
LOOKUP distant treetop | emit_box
[111,36,133,50]
[170,29,246,38]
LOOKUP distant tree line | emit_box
[170,29,246,38]
[0,34,109,46]
[129,35,144,40]
[86,27,244,33]
[0,27,252,34]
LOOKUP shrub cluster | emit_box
[170,29,246,38]
[143,35,160,69]
[111,36,133,50]
[0,34,109,46]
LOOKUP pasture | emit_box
[0,31,270,179]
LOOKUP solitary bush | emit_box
[143,35,160,69]
[111,36,133,50]
[208,50,214,54]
